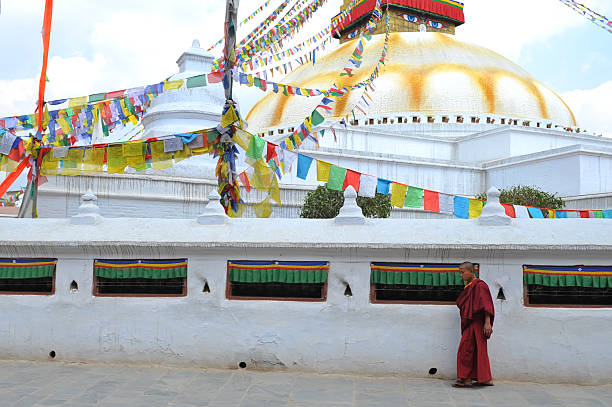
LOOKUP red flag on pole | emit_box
[37,0,53,133]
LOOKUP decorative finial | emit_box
[71,189,102,225]
[478,186,511,226]
[192,39,201,48]
[335,186,366,225]
[197,190,229,225]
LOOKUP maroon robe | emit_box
[456,278,495,383]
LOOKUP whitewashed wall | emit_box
[0,215,611,384]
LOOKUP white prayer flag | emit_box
[52,146,70,159]
[514,205,530,218]
[439,193,454,215]
[164,137,184,153]
[358,174,377,198]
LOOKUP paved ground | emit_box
[0,360,611,407]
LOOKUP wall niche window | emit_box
[0,258,56,295]
[370,263,479,304]
[93,259,187,297]
[227,260,328,301]
[524,265,612,307]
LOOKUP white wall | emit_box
[0,216,611,384]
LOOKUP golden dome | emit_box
[246,32,576,130]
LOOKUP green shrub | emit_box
[300,185,391,219]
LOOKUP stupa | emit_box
[36,0,612,218]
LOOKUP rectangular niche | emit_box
[524,265,612,307]
[0,258,56,295]
[370,263,479,304]
[93,259,187,297]
[227,260,329,301]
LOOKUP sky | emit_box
[0,0,611,135]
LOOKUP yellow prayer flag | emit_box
[150,140,173,170]
[468,199,484,218]
[548,209,556,218]
[190,146,212,156]
[40,152,60,176]
[247,75,254,87]
[234,128,252,151]
[390,182,408,208]
[316,160,331,182]
[164,79,184,90]
[82,148,105,175]
[57,117,71,134]
[228,202,246,218]
[173,145,192,163]
[253,197,272,218]
[221,105,239,127]
[61,148,84,176]
[107,145,127,174]
[124,141,144,157]
[128,114,138,126]
[250,160,274,191]
[285,138,294,151]
[68,96,87,108]
[269,176,281,206]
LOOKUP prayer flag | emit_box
[580,211,590,218]
[238,171,251,192]
[343,169,361,192]
[423,190,439,212]
[296,154,313,180]
[311,109,325,126]
[593,210,604,218]
[246,135,266,159]
[391,183,408,208]
[269,176,281,206]
[317,160,332,182]
[164,80,184,90]
[207,71,224,83]
[602,210,612,219]
[377,178,391,195]
[358,174,376,197]
[150,140,173,170]
[404,186,424,208]
[548,209,557,218]
[514,205,530,218]
[82,147,105,175]
[468,199,484,218]
[439,193,454,215]
[186,74,207,88]
[501,203,515,218]
[68,96,87,108]
[253,197,273,218]
[266,142,277,161]
[454,196,469,219]
[327,165,347,191]
[556,210,567,219]
[527,207,544,218]
[107,145,127,174]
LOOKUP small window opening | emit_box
[382,117,387,124]
[278,129,284,134]
[70,280,78,292]
[227,260,328,301]
[428,368,437,375]
[456,116,464,123]
[268,130,274,136]
[203,281,210,293]
[442,116,449,123]
[501,118,506,124]
[496,287,506,301]
[49,350,56,359]
[412,116,419,123]
[239,361,247,369]
[397,116,403,123]
[471,117,478,123]
[288,127,294,132]
[486,117,492,124]
[427,116,434,123]
[546,123,552,129]
[377,119,382,124]
[344,284,353,297]
[390,119,394,124]
[513,120,518,125]
[537,122,541,128]
[369,118,375,125]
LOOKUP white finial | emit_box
[197,190,229,225]
[71,189,102,225]
[478,186,511,226]
[192,39,201,48]
[335,186,366,225]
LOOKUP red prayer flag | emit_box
[37,0,53,133]
[423,190,440,212]
[342,169,361,192]
[105,89,125,100]
[7,139,25,162]
[580,211,590,218]
[238,171,251,193]
[501,203,516,218]
[266,142,276,161]
[207,71,224,84]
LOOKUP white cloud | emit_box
[562,81,612,137]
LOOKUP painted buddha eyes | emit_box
[398,13,419,23]
[397,13,447,30]
[428,20,447,29]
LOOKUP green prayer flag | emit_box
[253,77,262,89]
[311,109,325,126]
[594,210,604,218]
[404,186,424,208]
[88,93,106,103]
[327,165,347,191]
[186,74,207,88]
[246,135,266,159]
[206,129,219,143]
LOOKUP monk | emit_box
[453,261,495,388]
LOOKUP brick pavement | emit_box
[0,360,610,406]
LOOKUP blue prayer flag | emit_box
[603,210,612,219]
[527,207,544,218]
[556,210,567,219]
[296,154,313,180]
[454,196,469,219]
[377,178,391,195]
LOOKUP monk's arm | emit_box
[483,313,493,339]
